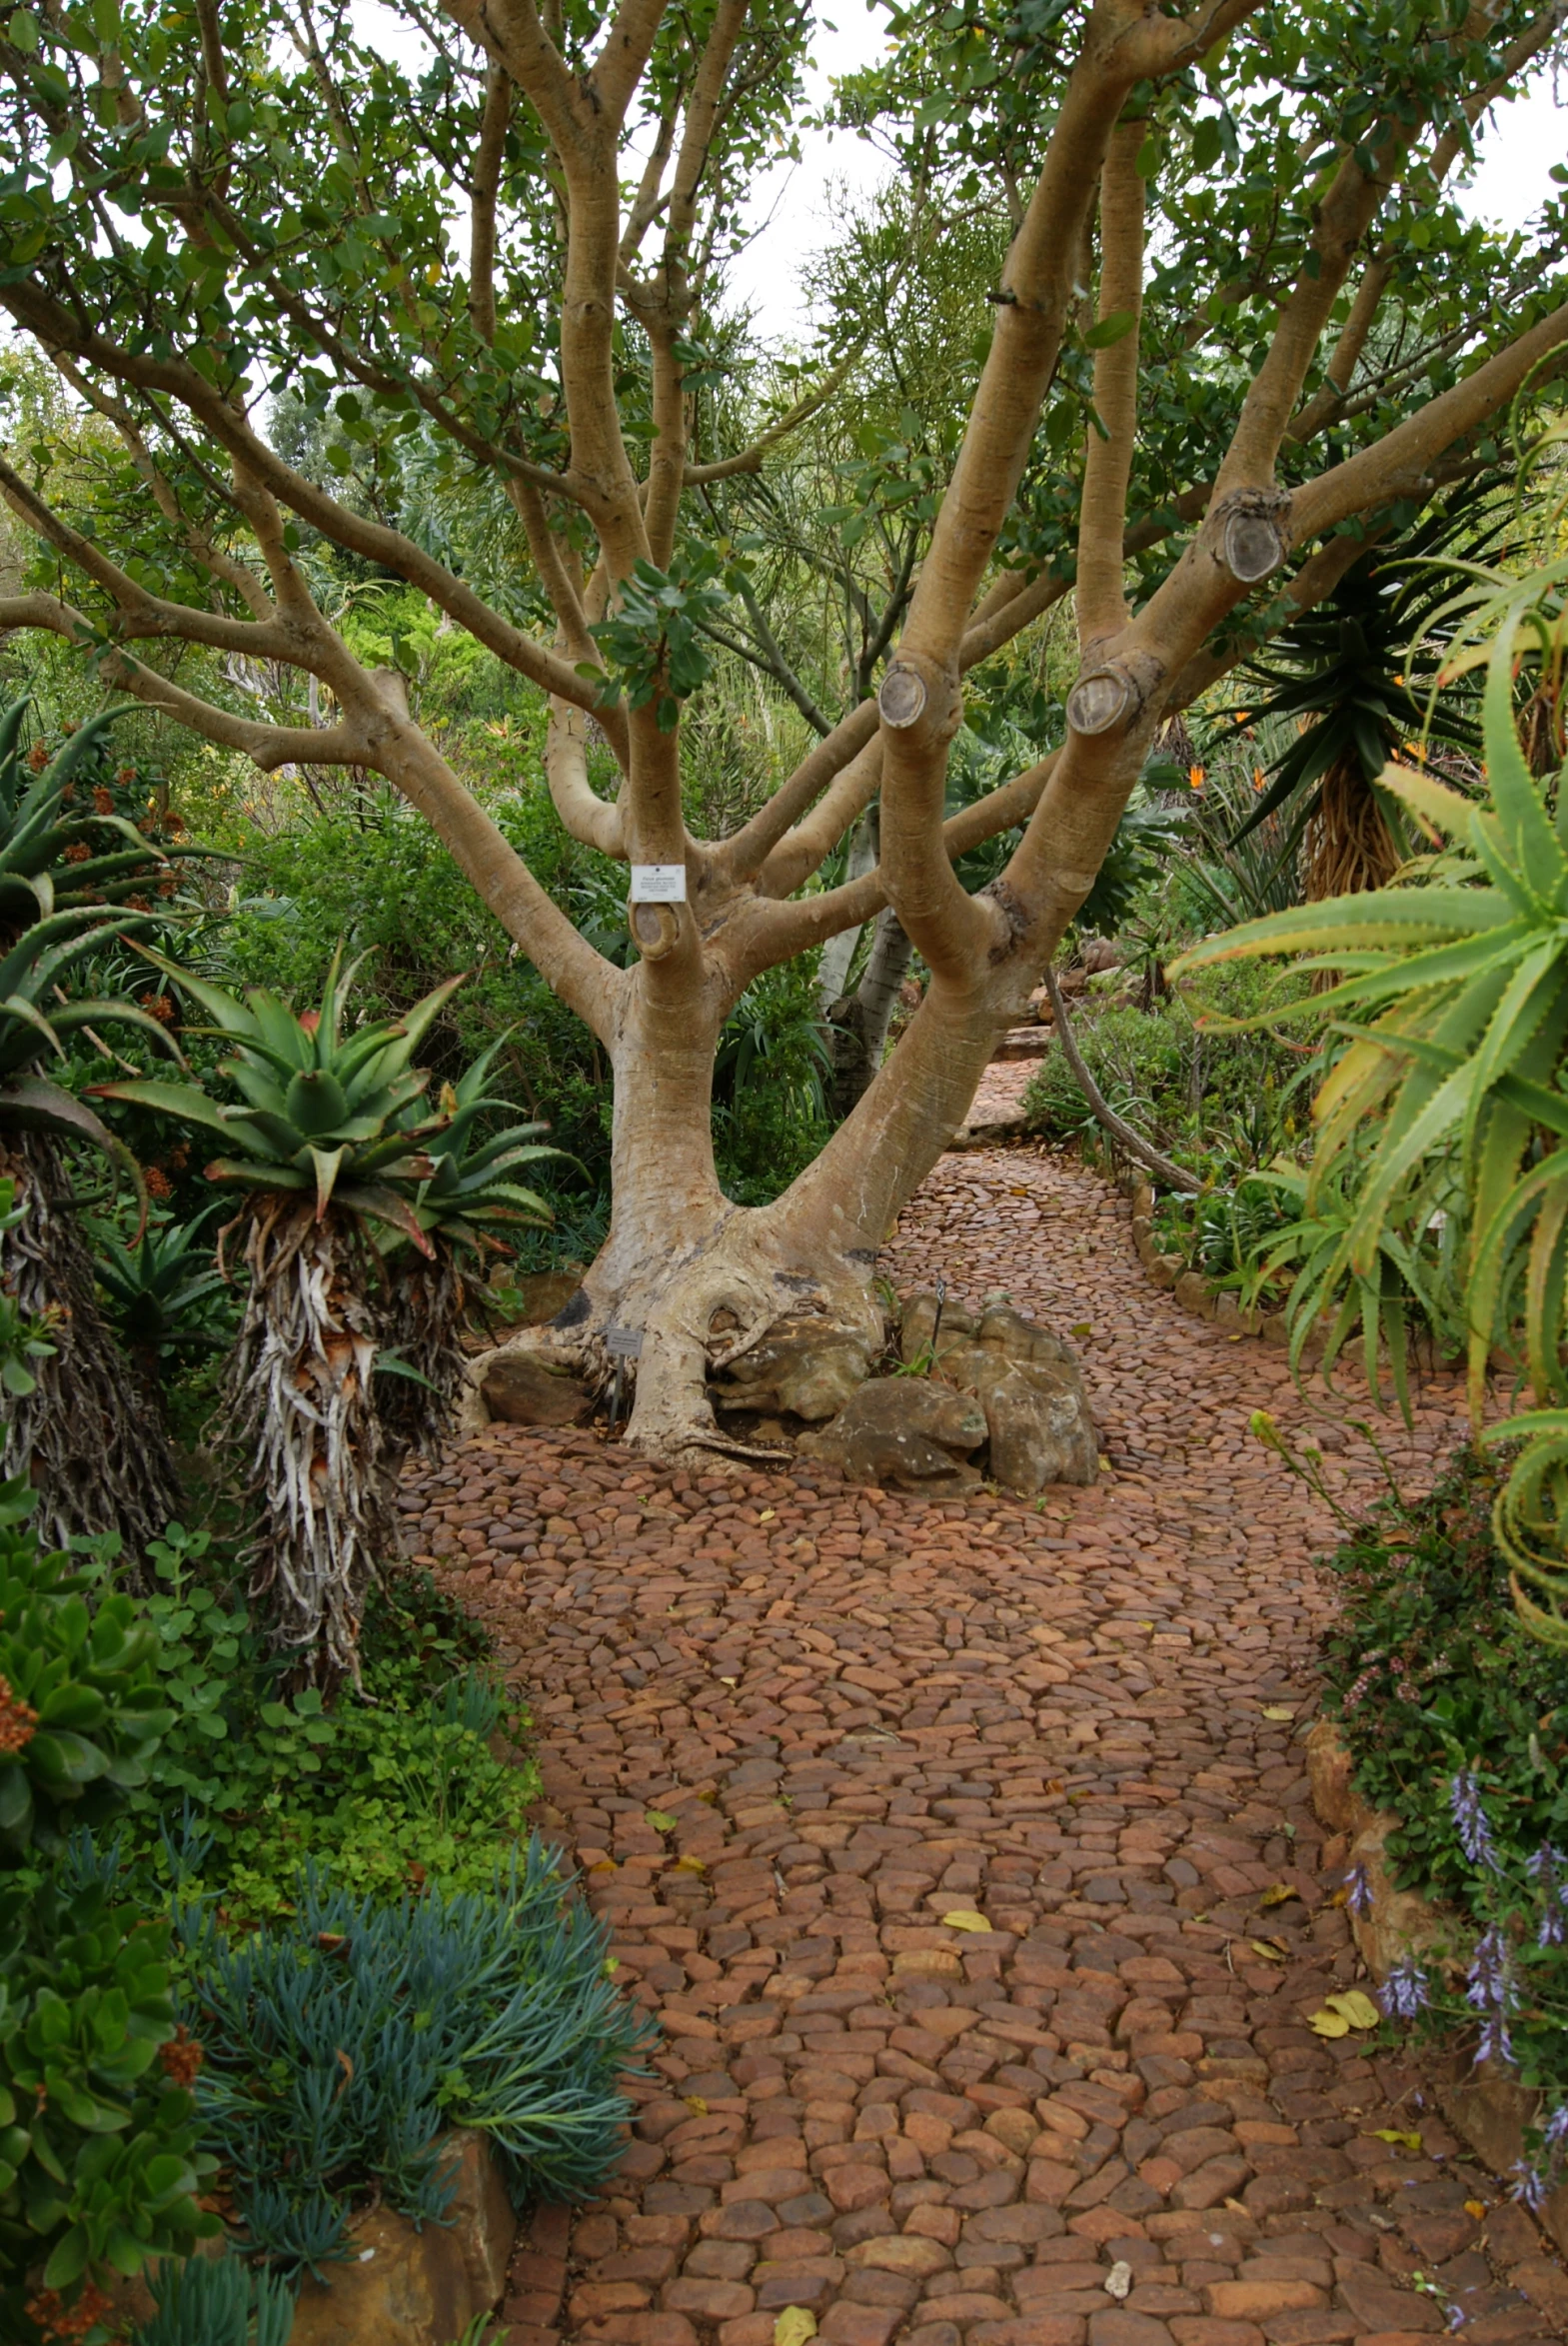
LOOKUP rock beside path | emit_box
[796,1376,989,1490]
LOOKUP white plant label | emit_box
[605,1328,644,1358]
[630,864,687,903]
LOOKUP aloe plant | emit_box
[0,701,196,936]
[1176,599,1568,1643]
[99,953,474,1687]
[0,889,189,1556]
[93,1205,232,1379]
[379,1036,561,1461]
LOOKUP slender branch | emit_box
[468,63,511,345]
[545,695,626,856]
[1075,118,1145,646]
[0,593,367,770]
[1044,967,1201,1191]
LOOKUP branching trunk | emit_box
[0,1132,184,1569]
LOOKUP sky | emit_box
[723,19,1568,343]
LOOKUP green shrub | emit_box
[0,1485,214,2336]
[1316,1443,1568,2202]
[127,1529,541,1921]
[178,1849,652,2278]
[1020,962,1313,1174]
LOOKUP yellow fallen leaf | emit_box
[759,1507,776,1522]
[1248,1940,1286,1963]
[1259,1883,1299,1909]
[1464,2198,1487,2220]
[1325,1989,1381,2031]
[677,1854,707,1873]
[1261,1705,1296,1721]
[1309,2007,1351,2037]
[589,1860,619,1875]
[646,1810,678,1831]
[720,1676,738,1686]
[1329,1886,1349,1908]
[684,2094,709,2115]
[775,2309,818,2346]
[1369,2129,1422,2151]
[942,1911,993,1932]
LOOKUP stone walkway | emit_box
[402,1146,1568,2346]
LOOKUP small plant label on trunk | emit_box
[606,1327,644,1356]
[629,865,687,903]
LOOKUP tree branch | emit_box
[1075,118,1145,646]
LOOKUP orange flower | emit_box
[0,1674,40,1754]
[1234,710,1250,725]
[62,841,91,864]
[1253,766,1266,792]
[92,785,114,816]
[159,2023,205,2087]
[24,2285,116,2342]
[145,1166,174,1200]
[1188,764,1205,791]
[26,740,48,772]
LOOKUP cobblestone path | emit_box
[403,1147,1568,2346]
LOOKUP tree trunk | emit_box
[814,812,879,1014]
[826,908,915,1120]
[503,966,1009,1466]
[0,1131,185,1569]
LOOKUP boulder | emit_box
[797,1376,987,1490]
[289,2130,517,2346]
[897,1295,1097,1492]
[712,1315,879,1422]
[482,1351,594,1426]
[103,2133,516,2346]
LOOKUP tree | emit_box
[0,0,1564,1464]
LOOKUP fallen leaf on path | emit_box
[684,2095,709,2115]
[1309,2008,1351,2037]
[775,2311,817,2346]
[1259,1883,1299,1908]
[1248,1940,1286,1963]
[758,1507,776,1522]
[1464,2199,1487,2220]
[677,1855,707,1872]
[1369,2129,1422,2151]
[941,1911,992,1932]
[1261,1705,1296,1720]
[1324,1989,1381,2030]
[646,1810,677,1831]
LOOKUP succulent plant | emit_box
[98,953,489,1688]
[0,702,198,939]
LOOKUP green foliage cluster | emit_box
[1316,1443,1568,2188]
[0,1487,214,2332]
[1019,961,1313,1180]
[178,1850,651,2278]
[126,1526,540,1921]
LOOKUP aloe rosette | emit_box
[1177,613,1568,1644]
[100,953,471,1688]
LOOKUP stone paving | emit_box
[402,1146,1568,2346]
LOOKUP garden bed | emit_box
[1312,1447,1568,2226]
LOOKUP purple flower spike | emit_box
[1468,1926,1515,2068]
[1450,1770,1500,1871]
[1379,1957,1430,2019]
[1345,1861,1374,1918]
[1510,2158,1549,2212]
[1528,1844,1568,1946]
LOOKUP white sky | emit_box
[725,21,1568,343]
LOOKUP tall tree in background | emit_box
[0,0,1563,1460]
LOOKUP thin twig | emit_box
[1043,966,1202,1195]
